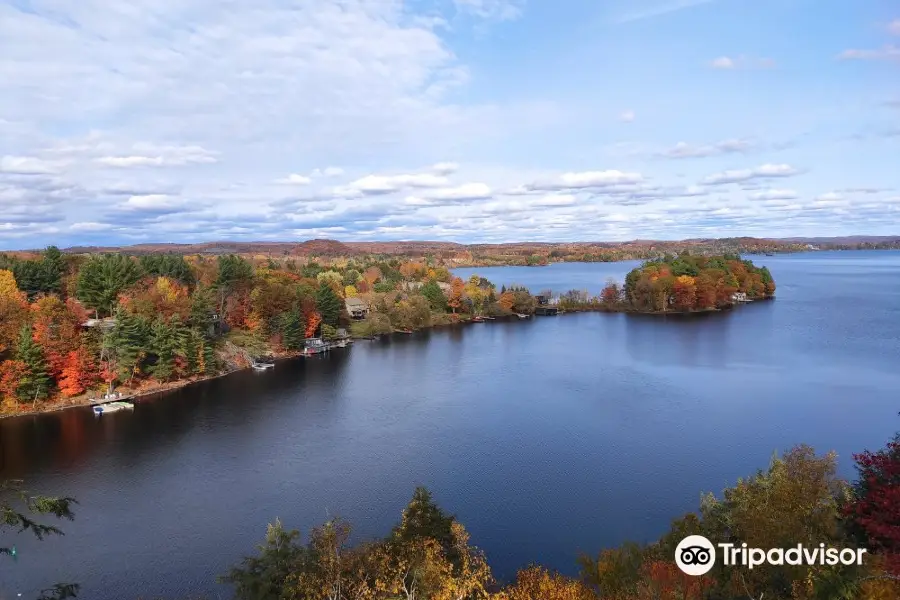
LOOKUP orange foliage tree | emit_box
[448,277,466,313]
[304,311,322,338]
[498,291,515,312]
[58,347,100,397]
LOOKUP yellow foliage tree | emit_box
[494,566,594,600]
[344,285,358,298]
[0,270,29,355]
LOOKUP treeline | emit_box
[220,431,900,600]
[0,249,536,412]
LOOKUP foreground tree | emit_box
[846,432,900,576]
[495,566,594,600]
[221,518,306,600]
[1,479,79,599]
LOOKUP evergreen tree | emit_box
[139,254,195,286]
[149,318,179,381]
[76,254,143,317]
[315,283,342,328]
[215,255,253,316]
[280,307,304,350]
[219,518,306,600]
[108,310,150,383]
[15,325,52,403]
[189,285,218,337]
[421,280,448,312]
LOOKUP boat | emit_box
[251,360,275,371]
[516,313,531,319]
[472,316,485,323]
[92,401,134,416]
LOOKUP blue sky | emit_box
[0,0,898,249]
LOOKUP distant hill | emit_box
[46,235,899,267]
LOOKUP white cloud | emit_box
[838,45,900,61]
[709,55,775,69]
[454,0,524,21]
[615,0,716,23]
[431,162,460,175]
[96,145,217,168]
[275,174,312,185]
[421,182,492,201]
[122,194,183,211]
[527,170,643,192]
[69,222,110,232]
[349,173,450,194]
[620,110,636,123]
[888,19,900,36]
[749,189,798,201]
[710,56,736,69]
[815,192,843,202]
[703,163,800,185]
[529,194,577,207]
[0,155,58,174]
[661,139,754,158]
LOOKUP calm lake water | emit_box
[2,251,899,600]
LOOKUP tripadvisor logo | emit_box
[675,535,868,576]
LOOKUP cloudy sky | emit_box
[1,0,898,249]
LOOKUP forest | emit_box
[0,248,776,414]
[5,429,898,600]
[0,247,535,415]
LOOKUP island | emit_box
[0,245,774,417]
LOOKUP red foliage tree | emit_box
[30,295,82,380]
[845,435,900,575]
[633,560,712,600]
[58,347,100,397]
[0,360,27,402]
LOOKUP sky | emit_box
[0,0,898,249]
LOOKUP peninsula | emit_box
[1,243,776,416]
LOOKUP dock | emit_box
[535,306,559,316]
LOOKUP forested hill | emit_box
[6,235,894,268]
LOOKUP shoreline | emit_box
[0,298,773,421]
[0,319,488,420]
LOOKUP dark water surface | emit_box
[2,251,899,599]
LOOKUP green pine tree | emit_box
[315,284,342,328]
[109,310,150,383]
[280,308,304,351]
[15,325,53,403]
[149,318,178,382]
[76,254,143,317]
[421,280,448,312]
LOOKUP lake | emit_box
[1,251,899,600]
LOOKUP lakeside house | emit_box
[82,318,117,332]
[731,292,749,303]
[345,297,369,319]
